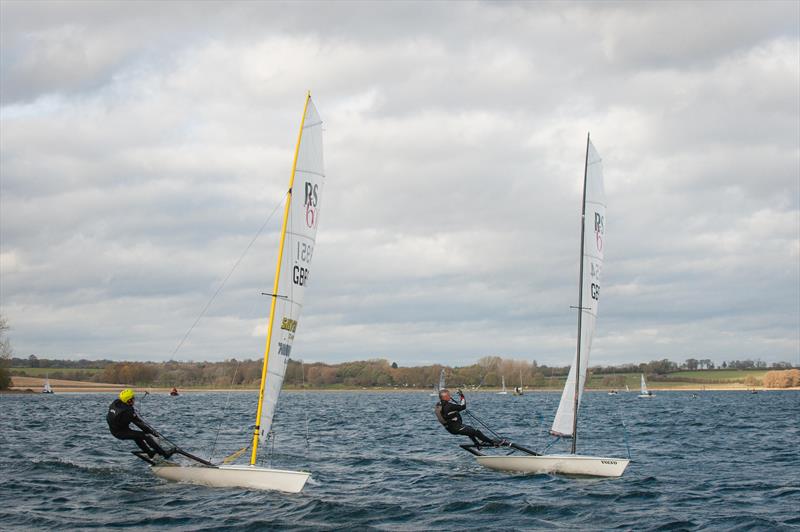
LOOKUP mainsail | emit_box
[438,369,446,390]
[640,374,648,394]
[550,138,605,440]
[251,94,324,459]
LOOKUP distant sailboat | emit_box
[513,370,524,396]
[638,374,654,398]
[148,93,325,493]
[625,384,630,392]
[42,376,54,394]
[497,376,508,395]
[468,135,629,477]
[430,369,446,396]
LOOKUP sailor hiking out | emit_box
[107,389,173,460]
[435,388,506,448]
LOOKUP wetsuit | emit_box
[437,395,496,447]
[106,399,167,458]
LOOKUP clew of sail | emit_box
[256,97,325,444]
[550,139,605,438]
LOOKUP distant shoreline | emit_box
[4,384,799,394]
[6,375,798,394]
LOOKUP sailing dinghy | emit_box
[497,376,508,395]
[467,135,629,478]
[638,374,654,397]
[149,93,325,493]
[430,369,446,396]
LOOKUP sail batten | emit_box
[550,138,606,441]
[251,95,324,463]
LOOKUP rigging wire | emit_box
[207,359,241,462]
[301,359,310,449]
[167,190,289,359]
[462,407,504,440]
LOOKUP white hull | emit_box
[638,394,655,398]
[476,454,629,478]
[151,463,310,493]
[496,392,508,395]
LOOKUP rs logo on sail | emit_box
[281,318,298,332]
[304,182,318,228]
[594,212,605,251]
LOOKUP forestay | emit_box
[550,140,605,438]
[257,98,325,443]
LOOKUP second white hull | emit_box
[476,454,629,477]
[151,463,310,493]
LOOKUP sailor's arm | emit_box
[132,412,155,434]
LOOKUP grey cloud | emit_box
[1,1,797,366]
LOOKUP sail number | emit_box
[591,283,600,300]
[293,266,309,286]
[296,242,313,264]
[281,317,298,332]
[278,342,292,358]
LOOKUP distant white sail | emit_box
[438,369,446,390]
[257,98,324,442]
[640,374,648,395]
[551,140,605,438]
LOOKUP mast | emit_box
[250,92,312,466]
[571,132,590,454]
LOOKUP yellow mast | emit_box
[250,92,312,466]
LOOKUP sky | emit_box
[1,1,798,368]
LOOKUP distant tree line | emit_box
[0,316,12,389]
[6,352,798,389]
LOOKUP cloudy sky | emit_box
[1,1,798,367]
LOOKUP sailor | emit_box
[107,389,171,459]
[435,388,504,447]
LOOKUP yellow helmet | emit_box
[119,389,135,403]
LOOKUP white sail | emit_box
[497,375,508,395]
[550,139,605,437]
[439,369,446,390]
[257,97,324,442]
[640,374,647,394]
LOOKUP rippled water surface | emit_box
[1,390,798,530]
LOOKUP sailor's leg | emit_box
[457,425,490,446]
[143,434,170,457]
[473,428,497,446]
[458,425,498,446]
[114,429,157,457]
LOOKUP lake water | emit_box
[1,390,798,530]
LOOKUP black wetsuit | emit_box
[106,399,167,457]
[437,397,496,447]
